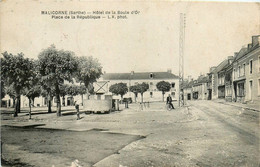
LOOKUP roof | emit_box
[102,72,178,80]
[233,36,260,62]
[193,76,209,86]
[233,47,248,62]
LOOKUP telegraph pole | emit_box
[179,13,186,107]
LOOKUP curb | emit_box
[216,101,260,112]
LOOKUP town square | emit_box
[0,1,259,167]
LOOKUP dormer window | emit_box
[150,73,154,79]
[171,82,175,88]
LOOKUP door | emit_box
[249,81,253,101]
[187,94,191,100]
[208,89,212,100]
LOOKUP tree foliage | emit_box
[136,82,149,103]
[1,52,35,116]
[156,81,171,101]
[130,85,139,102]
[75,56,102,94]
[37,45,78,116]
[109,83,128,98]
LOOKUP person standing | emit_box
[75,100,80,120]
[166,94,175,109]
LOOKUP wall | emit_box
[101,78,179,102]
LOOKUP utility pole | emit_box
[179,13,186,107]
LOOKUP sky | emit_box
[0,1,259,79]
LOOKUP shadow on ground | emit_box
[1,125,145,166]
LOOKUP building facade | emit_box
[96,70,179,102]
[232,35,260,103]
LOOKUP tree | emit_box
[1,52,35,117]
[40,86,55,113]
[37,45,78,116]
[60,84,87,106]
[60,84,70,106]
[77,85,87,105]
[23,85,41,119]
[109,83,128,100]
[75,56,102,99]
[130,85,139,103]
[5,84,16,107]
[1,80,5,100]
[136,82,149,103]
[156,81,171,101]
[22,60,41,119]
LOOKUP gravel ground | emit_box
[1,101,259,167]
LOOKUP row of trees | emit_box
[109,81,172,102]
[1,45,102,117]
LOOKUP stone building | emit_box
[208,56,234,99]
[232,35,260,103]
[191,75,209,100]
[96,70,179,102]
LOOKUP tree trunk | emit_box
[55,84,61,117]
[29,98,32,119]
[13,97,17,117]
[141,93,143,103]
[134,93,137,103]
[47,93,52,113]
[162,92,165,102]
[17,95,21,113]
[81,94,84,106]
[32,97,35,107]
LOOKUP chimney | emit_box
[167,69,172,73]
[227,56,233,64]
[248,43,252,50]
[252,35,260,47]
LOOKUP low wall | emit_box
[83,99,112,113]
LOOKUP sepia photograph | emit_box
[0,0,259,166]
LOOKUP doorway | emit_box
[249,80,253,101]
[187,93,191,100]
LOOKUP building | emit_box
[224,59,234,102]
[209,56,234,100]
[191,75,209,100]
[232,35,260,103]
[96,70,179,102]
[218,56,234,99]
[182,79,194,101]
[206,67,215,100]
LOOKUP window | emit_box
[238,82,245,96]
[150,92,153,97]
[250,60,253,74]
[238,66,241,77]
[258,79,260,95]
[150,82,153,85]
[171,92,175,97]
[233,69,236,79]
[243,64,245,76]
[150,73,154,79]
[171,82,175,88]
